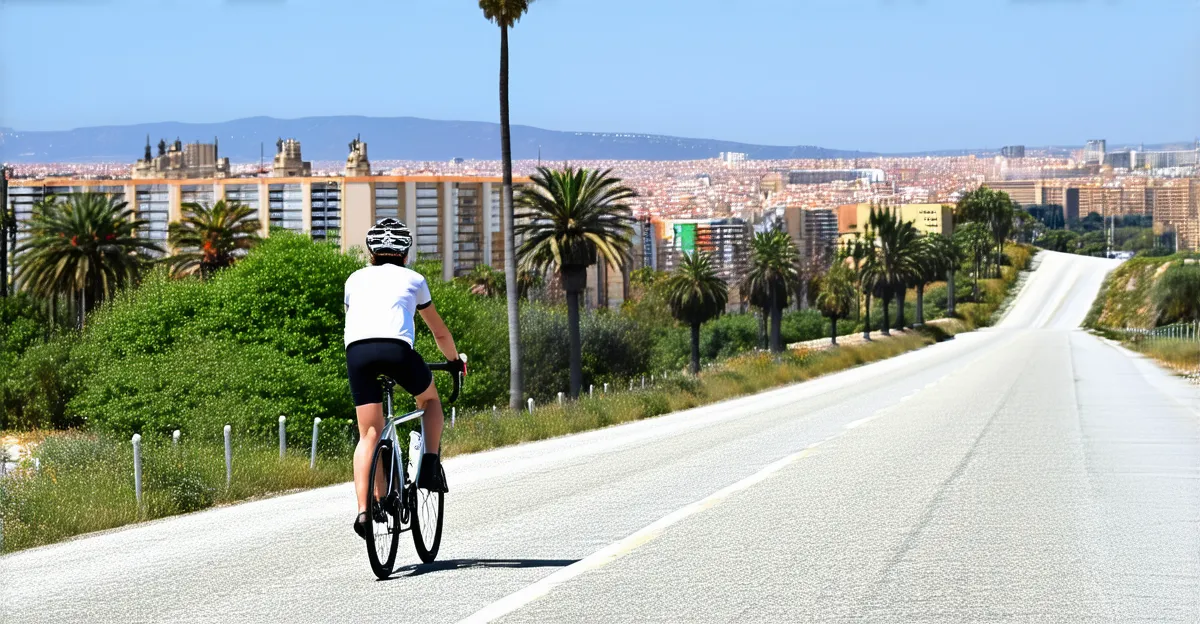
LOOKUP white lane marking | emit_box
[457,440,829,624]
[844,415,877,430]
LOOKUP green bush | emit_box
[1,336,77,430]
[520,305,652,399]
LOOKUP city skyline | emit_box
[1,1,1197,152]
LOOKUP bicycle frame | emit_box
[378,380,426,531]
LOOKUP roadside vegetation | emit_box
[1085,253,1200,375]
[2,183,1032,552]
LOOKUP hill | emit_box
[0,116,873,164]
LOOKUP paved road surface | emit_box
[4,251,1198,622]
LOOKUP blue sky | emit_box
[1,0,1196,152]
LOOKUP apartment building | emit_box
[835,203,954,241]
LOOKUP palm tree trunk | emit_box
[499,22,523,410]
[881,293,891,337]
[564,267,585,397]
[947,269,956,316]
[862,291,872,340]
[769,291,783,353]
[830,316,837,346]
[78,287,86,330]
[690,322,701,374]
[895,286,906,330]
[757,308,767,349]
[972,255,980,301]
[916,284,925,326]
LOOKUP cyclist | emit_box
[344,217,463,539]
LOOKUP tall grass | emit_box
[443,332,936,455]
[1,432,351,553]
[1129,339,1200,373]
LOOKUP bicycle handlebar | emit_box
[427,353,467,404]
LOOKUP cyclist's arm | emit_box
[418,304,459,362]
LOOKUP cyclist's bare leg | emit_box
[414,380,443,452]
[353,402,386,514]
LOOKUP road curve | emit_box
[4,251,1198,622]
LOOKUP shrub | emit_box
[520,305,652,399]
[1152,262,1200,324]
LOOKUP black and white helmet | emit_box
[365,218,412,256]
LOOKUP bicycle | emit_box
[364,354,466,579]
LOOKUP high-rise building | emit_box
[719,152,748,164]
[1083,140,1107,165]
[836,203,954,241]
[1000,145,1026,159]
[655,218,751,292]
[782,206,837,266]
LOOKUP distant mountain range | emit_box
[0,116,875,164]
[1,116,1192,164]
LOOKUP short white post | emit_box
[629,380,634,391]
[278,415,287,459]
[557,392,564,405]
[642,375,645,388]
[603,383,609,394]
[310,418,321,469]
[527,397,534,414]
[589,384,594,397]
[493,405,497,413]
[651,374,655,385]
[451,406,456,428]
[172,429,180,446]
[223,425,232,486]
[132,434,143,506]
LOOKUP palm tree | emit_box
[664,251,728,374]
[463,264,505,297]
[954,222,991,301]
[515,166,636,397]
[165,200,260,279]
[911,234,953,326]
[479,0,534,410]
[816,263,856,346]
[516,268,544,300]
[743,230,801,353]
[867,206,919,336]
[15,192,161,328]
[844,229,877,340]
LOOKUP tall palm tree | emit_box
[479,0,534,410]
[816,263,856,346]
[515,166,635,397]
[16,192,160,328]
[664,251,728,374]
[955,222,991,302]
[743,230,801,353]
[165,200,260,279]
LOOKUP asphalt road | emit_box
[4,251,1198,623]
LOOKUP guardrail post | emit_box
[310,418,321,469]
[279,416,287,459]
[223,425,232,486]
[451,406,456,428]
[641,375,645,388]
[557,392,563,405]
[629,379,634,391]
[589,384,593,397]
[132,434,143,507]
[603,383,608,394]
[172,429,180,446]
[527,397,534,414]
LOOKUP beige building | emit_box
[835,203,954,242]
[133,137,231,179]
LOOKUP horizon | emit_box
[2,1,1197,153]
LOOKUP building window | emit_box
[269,183,304,233]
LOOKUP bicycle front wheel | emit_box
[410,464,444,563]
[366,439,402,579]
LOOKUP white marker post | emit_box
[451,406,456,428]
[642,375,646,388]
[223,425,232,486]
[172,429,180,446]
[278,416,287,459]
[603,383,609,394]
[527,397,534,414]
[310,418,321,469]
[557,392,564,405]
[132,434,143,507]
[589,385,594,397]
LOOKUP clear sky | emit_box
[1,0,1196,153]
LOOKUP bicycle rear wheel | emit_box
[366,439,402,579]
[410,464,444,563]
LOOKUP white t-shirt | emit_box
[343,264,433,347]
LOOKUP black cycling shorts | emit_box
[346,339,433,406]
